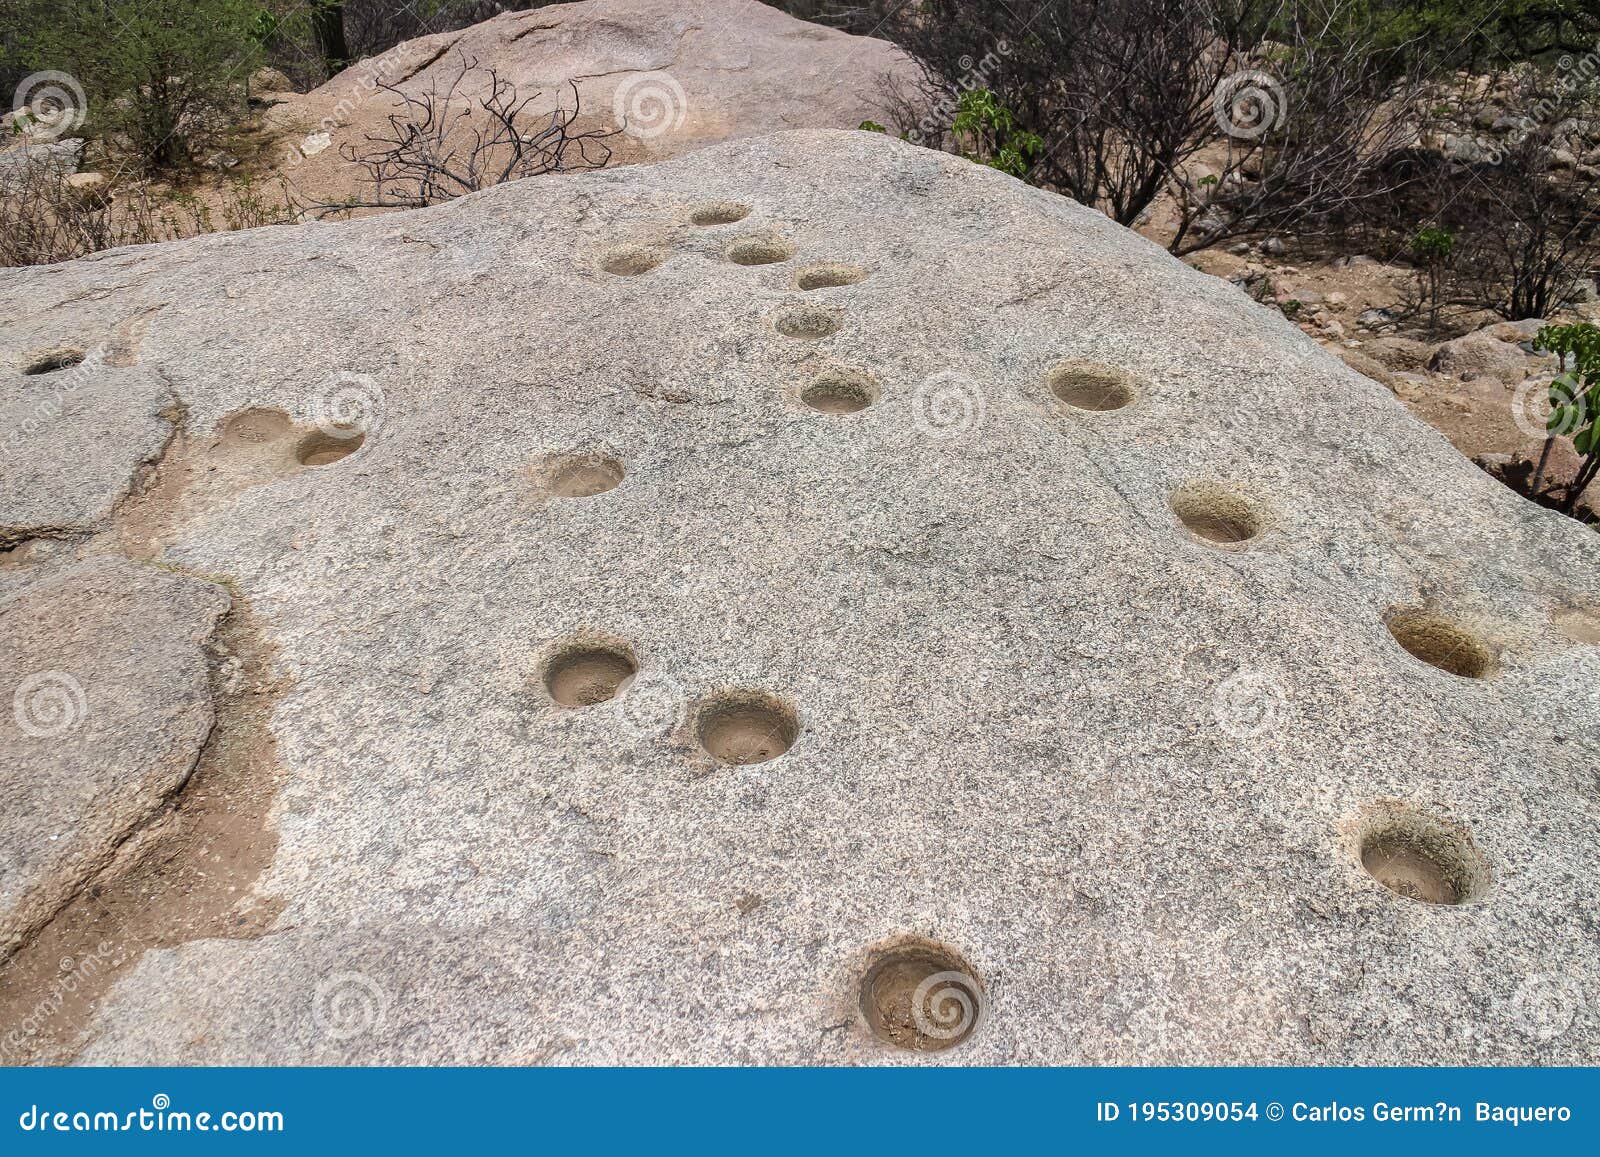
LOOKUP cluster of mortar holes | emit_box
[600,244,666,276]
[726,235,795,267]
[689,201,751,227]
[694,690,798,765]
[859,939,983,1052]
[802,367,877,415]
[22,348,86,376]
[1385,607,1494,679]
[542,638,639,708]
[1169,482,1263,546]
[1356,805,1490,906]
[796,263,868,291]
[537,452,625,499]
[296,429,365,467]
[774,304,842,341]
[1047,360,1137,412]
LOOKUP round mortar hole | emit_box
[1170,482,1263,545]
[1047,361,1137,411]
[797,263,868,290]
[774,304,842,341]
[802,368,876,415]
[690,202,750,226]
[539,452,625,499]
[1385,608,1493,679]
[727,236,794,266]
[600,245,665,276]
[296,430,364,466]
[859,940,983,1052]
[542,640,639,708]
[694,691,798,765]
[23,349,85,375]
[1356,807,1489,905]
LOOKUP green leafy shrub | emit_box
[1531,322,1600,511]
[950,89,1042,180]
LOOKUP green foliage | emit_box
[21,0,264,170]
[950,89,1042,180]
[1532,322,1600,509]
[1411,226,1455,263]
[857,120,888,134]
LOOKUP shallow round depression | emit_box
[1357,808,1490,905]
[1169,482,1263,545]
[694,691,798,765]
[726,235,795,266]
[689,201,750,226]
[801,368,877,415]
[1047,361,1137,411]
[796,263,868,290]
[539,452,625,499]
[600,244,666,276]
[859,940,984,1052]
[296,429,365,466]
[1386,608,1494,679]
[542,640,639,708]
[774,304,842,340]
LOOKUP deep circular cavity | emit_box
[796,263,868,291]
[542,641,639,708]
[694,691,798,765]
[600,245,665,276]
[1386,608,1494,679]
[296,430,364,466]
[859,940,983,1052]
[801,368,877,415]
[774,304,842,340]
[726,236,795,266]
[539,452,625,499]
[1356,807,1490,905]
[1169,482,1263,545]
[689,201,751,226]
[23,349,85,375]
[1047,361,1137,411]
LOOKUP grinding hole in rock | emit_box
[23,349,86,376]
[543,640,640,708]
[1357,807,1490,905]
[1169,482,1263,545]
[774,304,842,340]
[1047,361,1137,411]
[801,367,876,415]
[859,940,983,1052]
[690,201,751,226]
[694,691,798,765]
[601,245,666,276]
[296,430,365,467]
[1385,608,1494,679]
[796,263,868,290]
[539,452,625,499]
[727,236,795,266]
